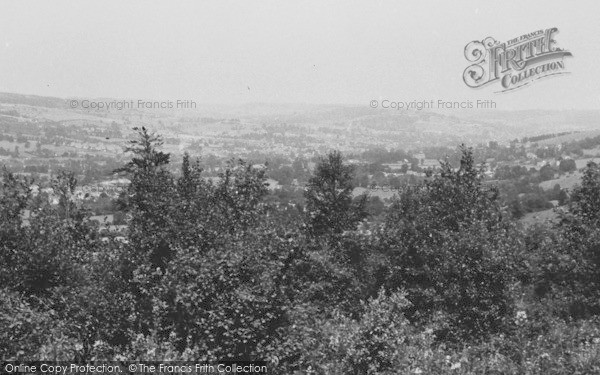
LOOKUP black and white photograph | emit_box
[1,1,600,374]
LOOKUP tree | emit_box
[539,164,555,181]
[0,168,32,288]
[559,159,577,173]
[568,161,600,223]
[558,189,568,206]
[51,171,79,220]
[304,151,368,237]
[535,162,600,318]
[114,127,170,176]
[113,127,176,335]
[509,198,525,219]
[379,145,520,341]
[114,127,174,257]
[366,196,385,217]
[212,159,269,234]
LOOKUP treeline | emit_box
[521,132,573,143]
[1,128,600,373]
[492,159,577,217]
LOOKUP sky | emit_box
[0,0,598,110]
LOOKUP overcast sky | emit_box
[0,0,598,110]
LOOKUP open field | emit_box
[520,208,559,227]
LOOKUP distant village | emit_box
[2,99,600,232]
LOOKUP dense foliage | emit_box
[2,130,600,373]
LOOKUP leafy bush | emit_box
[379,146,522,341]
[0,289,60,360]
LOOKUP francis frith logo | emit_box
[463,27,572,92]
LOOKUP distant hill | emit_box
[535,130,600,146]
[0,92,67,108]
[1,91,599,151]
